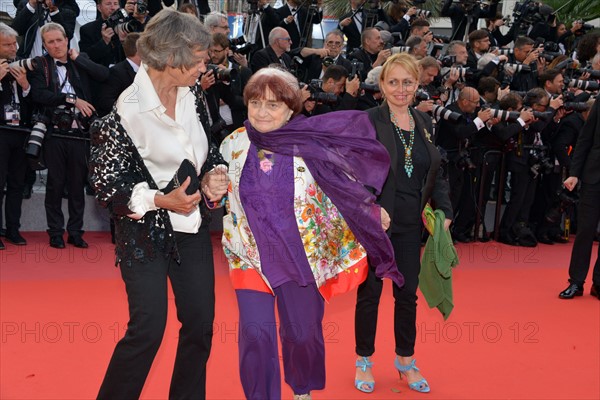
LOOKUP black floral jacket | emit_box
[89,85,226,267]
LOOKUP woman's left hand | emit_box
[201,167,229,202]
[444,218,452,231]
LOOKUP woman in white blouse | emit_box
[89,10,228,399]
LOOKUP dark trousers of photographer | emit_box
[473,150,502,235]
[530,169,563,239]
[43,134,88,238]
[500,164,536,237]
[568,181,600,287]
[448,159,477,237]
[0,128,28,233]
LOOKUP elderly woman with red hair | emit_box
[220,67,403,400]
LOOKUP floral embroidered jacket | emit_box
[220,128,369,301]
[89,86,226,267]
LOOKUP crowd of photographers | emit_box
[0,0,599,250]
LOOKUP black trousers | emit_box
[500,164,536,234]
[355,226,422,357]
[43,136,88,237]
[97,227,215,400]
[0,129,27,231]
[568,181,600,287]
[448,163,476,235]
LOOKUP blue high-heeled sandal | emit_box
[355,356,375,393]
[394,358,430,393]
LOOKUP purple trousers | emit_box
[236,281,325,399]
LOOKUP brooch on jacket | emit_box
[424,128,432,143]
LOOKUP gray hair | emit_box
[406,35,424,52]
[477,52,497,70]
[40,22,67,41]
[365,66,382,85]
[447,40,466,55]
[269,27,287,46]
[137,9,211,71]
[204,11,227,29]
[0,22,18,38]
[326,29,344,42]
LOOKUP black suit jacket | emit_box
[0,73,33,129]
[250,46,292,73]
[435,102,481,157]
[367,103,453,224]
[78,19,125,67]
[339,8,388,53]
[441,0,497,41]
[28,53,109,123]
[276,4,322,48]
[570,98,600,184]
[552,112,584,170]
[96,60,137,117]
[302,54,352,82]
[249,5,280,52]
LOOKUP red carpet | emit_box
[1,232,599,399]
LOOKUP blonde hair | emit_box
[380,53,420,84]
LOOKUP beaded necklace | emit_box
[390,109,416,178]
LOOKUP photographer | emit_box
[96,32,140,117]
[415,56,440,113]
[406,35,427,60]
[307,64,360,115]
[441,0,499,42]
[11,0,79,58]
[435,86,493,242]
[485,13,518,48]
[79,0,125,68]
[244,0,280,53]
[507,36,542,91]
[302,30,353,81]
[440,41,469,104]
[339,0,390,53]
[349,27,390,81]
[29,23,109,249]
[0,24,33,249]
[356,65,382,110]
[208,32,252,137]
[276,0,323,48]
[250,27,293,72]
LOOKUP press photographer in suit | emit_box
[560,97,600,300]
[96,32,140,116]
[79,0,125,67]
[29,23,109,249]
[276,0,323,48]
[0,24,33,250]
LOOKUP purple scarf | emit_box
[244,111,404,287]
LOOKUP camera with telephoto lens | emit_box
[528,146,554,177]
[135,0,148,14]
[440,55,456,68]
[322,56,334,68]
[454,67,473,79]
[497,48,514,56]
[504,63,531,74]
[247,0,259,12]
[230,36,253,55]
[567,79,599,91]
[488,108,520,122]
[105,8,143,35]
[206,64,238,83]
[350,60,364,79]
[433,34,451,43]
[415,9,431,18]
[573,19,595,35]
[545,188,579,224]
[52,105,76,133]
[6,58,39,72]
[432,104,463,123]
[456,148,476,170]
[300,79,338,104]
[25,114,49,158]
[359,82,380,93]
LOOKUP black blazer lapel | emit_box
[374,102,398,178]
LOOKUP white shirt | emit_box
[119,64,209,233]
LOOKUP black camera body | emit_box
[105,8,144,35]
[300,79,338,104]
[456,148,476,170]
[350,60,364,79]
[206,64,238,83]
[528,146,554,177]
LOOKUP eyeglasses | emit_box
[277,37,292,42]
[326,41,343,47]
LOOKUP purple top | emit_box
[239,144,314,288]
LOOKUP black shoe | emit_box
[22,184,32,199]
[0,238,5,250]
[591,285,600,300]
[454,232,473,243]
[559,283,584,299]
[537,235,554,245]
[478,233,491,243]
[499,233,518,246]
[5,230,26,246]
[0,228,5,236]
[550,234,569,244]
[50,236,65,249]
[67,236,88,248]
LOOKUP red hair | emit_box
[243,68,303,116]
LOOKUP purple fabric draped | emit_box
[244,110,404,287]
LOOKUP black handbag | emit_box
[162,159,200,195]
